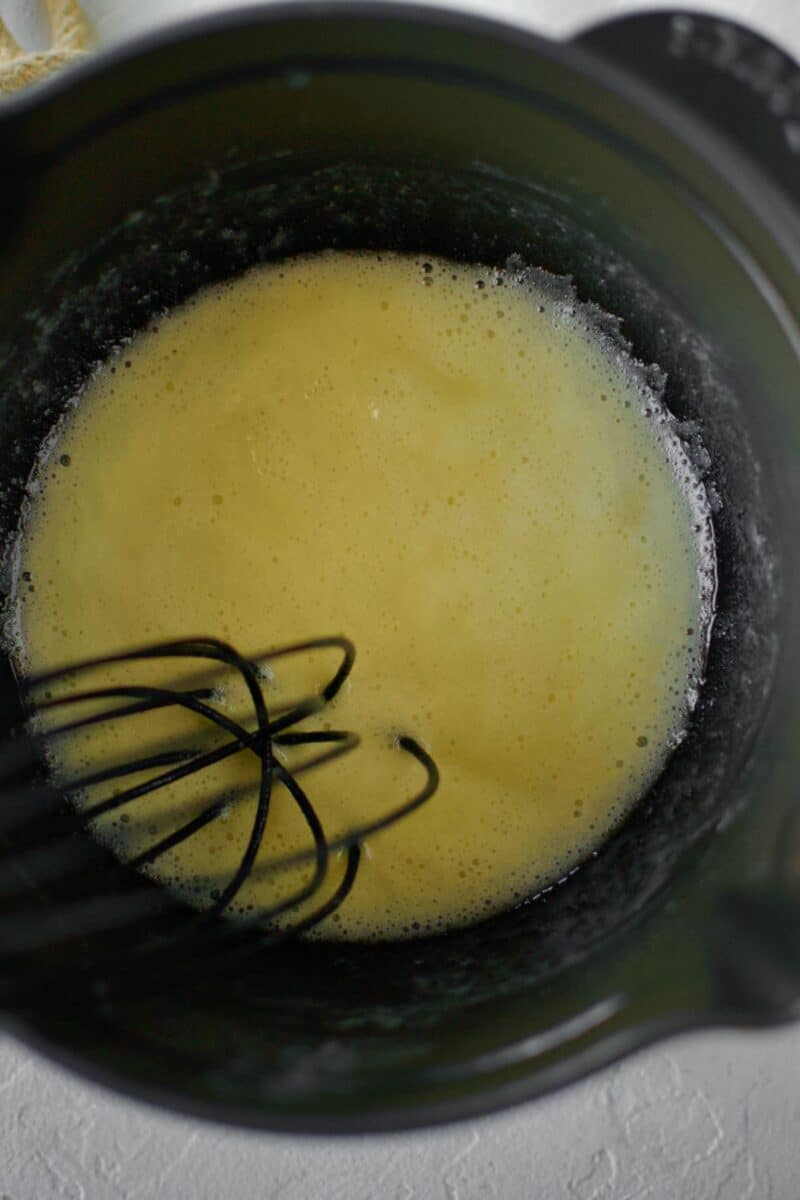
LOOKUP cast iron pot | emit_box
[0,3,798,1133]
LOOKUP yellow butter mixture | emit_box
[11,252,712,939]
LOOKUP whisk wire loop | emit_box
[0,635,439,1001]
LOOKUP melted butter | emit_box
[12,252,711,939]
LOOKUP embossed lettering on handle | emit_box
[667,14,800,155]
[578,10,800,197]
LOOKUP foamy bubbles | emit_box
[10,251,716,941]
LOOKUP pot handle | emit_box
[576,10,800,202]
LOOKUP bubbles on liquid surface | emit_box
[8,251,716,940]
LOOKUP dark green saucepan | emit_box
[0,3,797,1132]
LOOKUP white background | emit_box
[1,1,799,1197]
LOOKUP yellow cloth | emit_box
[0,1,92,96]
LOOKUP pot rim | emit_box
[1,0,798,1133]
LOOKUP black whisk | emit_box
[0,636,439,1006]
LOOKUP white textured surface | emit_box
[1,1025,800,1198]
[0,0,799,1196]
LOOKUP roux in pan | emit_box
[12,252,713,939]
